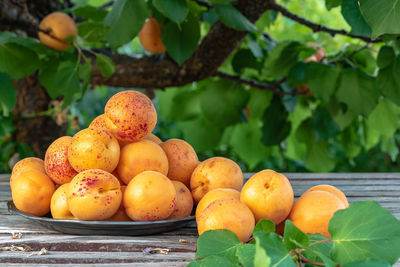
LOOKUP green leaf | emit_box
[236,244,256,267]
[170,89,202,121]
[78,58,92,94]
[306,63,341,103]
[340,126,362,158]
[283,220,309,251]
[359,0,400,39]
[262,41,306,80]
[311,106,341,141]
[78,21,108,43]
[254,219,275,235]
[153,0,188,24]
[377,56,400,105]
[0,43,39,78]
[342,260,391,267]
[56,61,81,107]
[367,98,399,139]
[104,0,149,48]
[200,80,249,127]
[253,232,296,267]
[162,16,200,65]
[231,119,269,169]
[254,240,271,267]
[178,116,223,152]
[188,255,233,267]
[195,229,242,262]
[232,49,262,74]
[38,59,59,98]
[214,4,257,31]
[305,233,333,260]
[326,0,342,10]
[381,136,399,161]
[306,139,336,172]
[95,53,115,77]
[207,0,232,3]
[341,0,371,37]
[330,201,400,265]
[255,10,278,29]
[377,46,395,69]
[0,73,17,116]
[261,96,291,146]
[73,5,108,21]
[336,69,378,116]
[247,88,273,119]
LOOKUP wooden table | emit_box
[1,173,400,266]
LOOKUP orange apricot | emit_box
[139,18,166,54]
[167,181,193,219]
[67,169,122,220]
[11,170,55,216]
[288,190,347,238]
[68,128,120,173]
[50,183,76,219]
[116,140,168,184]
[104,90,157,142]
[160,139,199,185]
[45,136,78,185]
[124,171,176,221]
[190,157,243,203]
[195,188,240,221]
[304,184,349,208]
[197,198,255,243]
[10,157,45,187]
[38,12,78,51]
[240,169,294,224]
[143,133,162,144]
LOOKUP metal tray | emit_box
[8,201,195,236]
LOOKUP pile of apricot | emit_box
[10,90,348,241]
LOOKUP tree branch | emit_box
[269,2,380,43]
[215,72,299,96]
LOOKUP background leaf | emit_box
[214,4,257,31]
[341,0,372,37]
[0,43,39,78]
[0,73,17,116]
[153,0,188,24]
[95,53,115,77]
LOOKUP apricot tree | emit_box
[1,0,400,172]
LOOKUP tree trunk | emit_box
[12,74,67,159]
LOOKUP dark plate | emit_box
[8,201,195,236]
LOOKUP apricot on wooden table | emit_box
[123,171,176,221]
[143,133,162,144]
[68,128,120,173]
[167,181,193,220]
[104,91,157,142]
[240,169,294,224]
[11,170,55,216]
[190,157,243,203]
[51,183,76,219]
[304,184,349,208]
[195,188,240,221]
[197,198,255,243]
[38,12,77,51]
[67,169,122,220]
[107,185,131,221]
[116,140,168,184]
[160,138,198,186]
[288,190,347,238]
[45,136,78,185]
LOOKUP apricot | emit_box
[67,169,122,220]
[10,157,45,187]
[304,184,349,208]
[68,128,120,173]
[104,91,157,142]
[195,188,240,221]
[45,136,78,185]
[240,169,294,224]
[143,133,162,144]
[50,183,76,219]
[116,140,168,184]
[107,186,131,221]
[11,170,55,216]
[139,18,166,54]
[197,198,255,243]
[123,171,176,221]
[288,190,347,238]
[190,157,243,203]
[111,170,125,185]
[167,181,193,219]
[160,139,198,185]
[38,12,78,51]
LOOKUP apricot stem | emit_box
[307,239,333,247]
[300,256,325,266]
